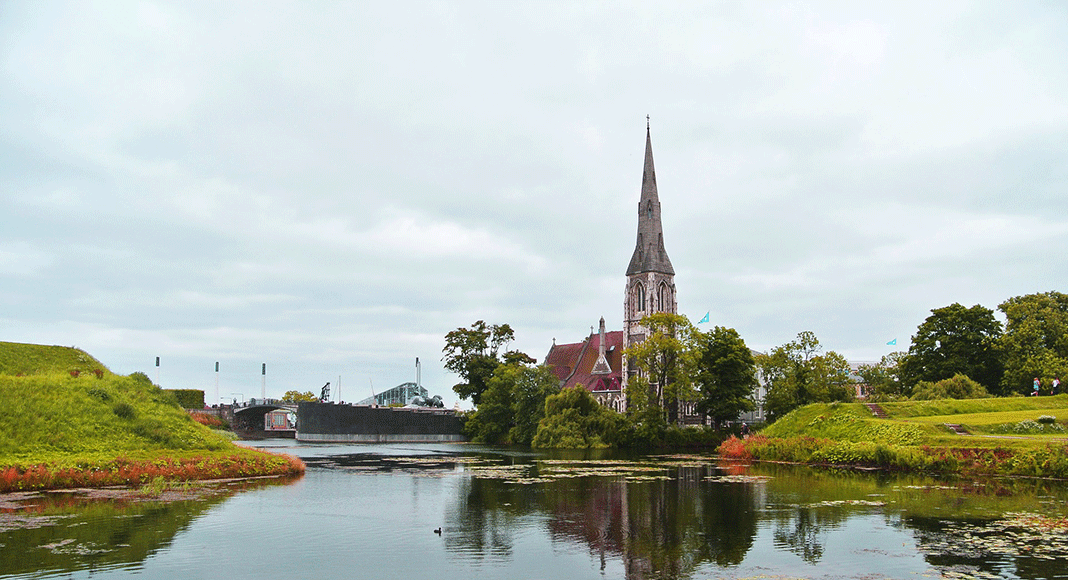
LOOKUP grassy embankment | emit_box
[0,341,304,492]
[719,397,1068,478]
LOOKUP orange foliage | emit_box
[189,412,223,427]
[0,451,305,492]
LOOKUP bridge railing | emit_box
[233,398,292,409]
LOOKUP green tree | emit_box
[856,352,907,400]
[532,385,624,448]
[464,362,561,445]
[442,321,528,405]
[910,373,990,400]
[694,326,757,427]
[507,364,560,445]
[623,313,699,426]
[898,303,1003,393]
[757,331,853,422]
[998,291,1068,395]
[281,390,318,402]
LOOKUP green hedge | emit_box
[167,389,205,409]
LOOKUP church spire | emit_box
[626,120,674,276]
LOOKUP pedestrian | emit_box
[1054,377,1061,394]
[1034,377,1041,396]
[741,422,750,438]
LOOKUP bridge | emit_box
[231,398,299,438]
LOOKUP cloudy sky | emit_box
[2,1,1066,406]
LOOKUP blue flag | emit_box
[887,338,897,346]
[698,311,709,324]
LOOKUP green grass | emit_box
[0,371,232,464]
[879,395,1068,419]
[723,396,1068,477]
[0,341,108,376]
[761,402,935,446]
[875,395,1068,437]
[0,341,304,488]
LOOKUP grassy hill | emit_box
[0,341,302,490]
[0,341,108,376]
[722,397,1068,478]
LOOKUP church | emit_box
[544,120,680,416]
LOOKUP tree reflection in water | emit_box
[444,459,762,579]
[0,480,291,578]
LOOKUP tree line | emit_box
[859,291,1068,401]
[442,315,759,447]
[443,290,1068,444]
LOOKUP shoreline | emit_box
[0,446,305,493]
[718,434,1068,479]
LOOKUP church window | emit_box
[635,282,646,312]
[657,282,666,311]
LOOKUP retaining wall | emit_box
[296,401,466,443]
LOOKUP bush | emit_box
[190,412,224,428]
[532,386,624,448]
[129,371,152,385]
[112,402,136,420]
[1038,415,1057,424]
[168,389,205,409]
[992,420,1065,435]
[911,374,990,400]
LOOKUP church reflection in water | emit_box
[443,459,763,579]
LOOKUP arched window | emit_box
[635,282,646,313]
[657,282,668,312]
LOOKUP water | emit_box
[4,441,1068,579]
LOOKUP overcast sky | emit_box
[2,1,1066,406]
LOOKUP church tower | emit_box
[623,120,677,387]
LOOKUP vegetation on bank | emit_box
[0,341,304,491]
[719,399,1068,478]
[446,318,752,448]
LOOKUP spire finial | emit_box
[646,114,650,129]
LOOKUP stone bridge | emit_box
[231,398,298,437]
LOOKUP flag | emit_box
[887,338,897,346]
[698,311,709,324]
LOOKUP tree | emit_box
[442,321,529,405]
[694,326,757,427]
[623,313,699,426]
[532,385,624,448]
[757,331,853,422]
[507,364,560,445]
[856,352,907,400]
[463,362,561,445]
[282,390,318,402]
[898,303,1003,393]
[998,291,1068,395]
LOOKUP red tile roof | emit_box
[544,330,624,392]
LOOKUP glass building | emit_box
[357,382,428,407]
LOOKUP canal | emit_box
[3,440,1068,579]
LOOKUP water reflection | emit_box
[438,457,764,579]
[9,444,1068,580]
[0,479,294,578]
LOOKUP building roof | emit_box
[626,122,674,276]
[544,329,624,392]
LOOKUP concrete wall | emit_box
[296,402,466,443]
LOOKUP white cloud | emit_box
[2,1,1066,398]
[0,242,52,277]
